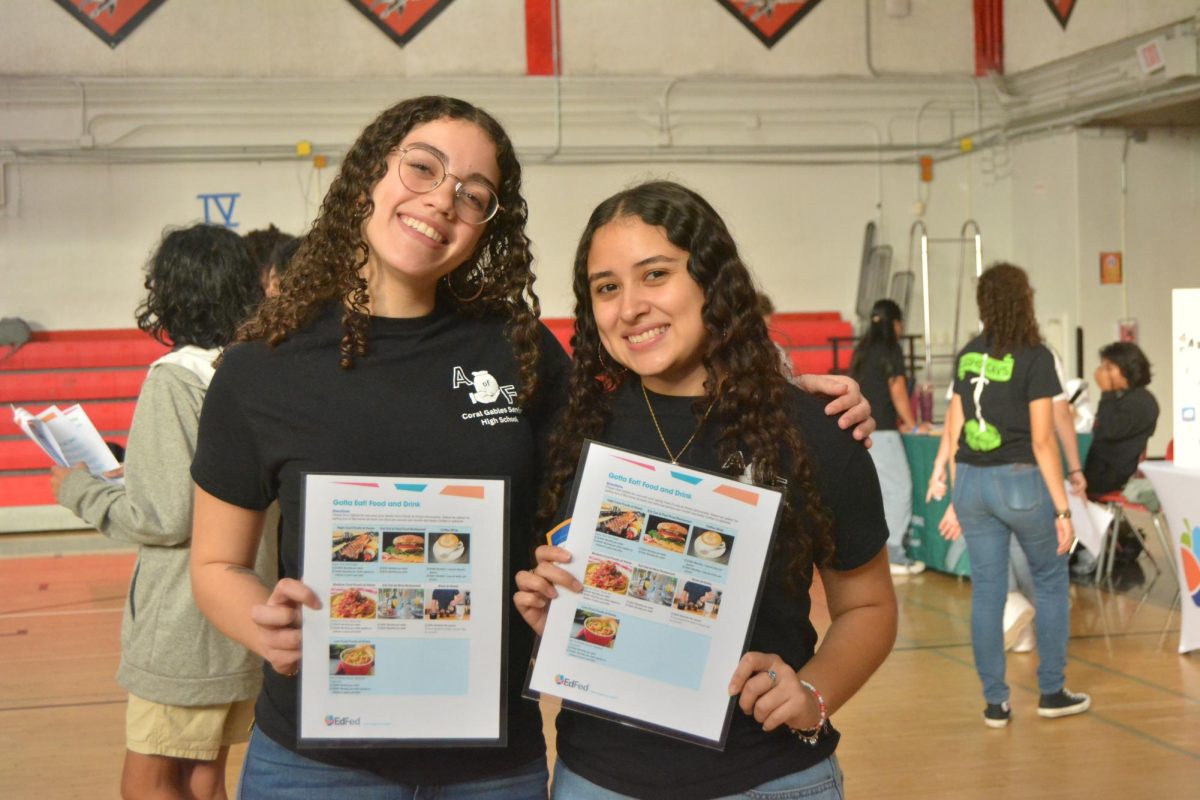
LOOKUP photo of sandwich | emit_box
[381,532,426,563]
[642,517,689,553]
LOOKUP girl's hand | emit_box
[1068,471,1087,496]
[938,502,961,541]
[797,373,876,448]
[1055,517,1075,556]
[248,578,321,677]
[925,464,947,502]
[728,651,820,733]
[513,545,581,636]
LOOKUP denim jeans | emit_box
[237,727,549,799]
[868,431,914,564]
[551,755,843,799]
[953,462,1070,704]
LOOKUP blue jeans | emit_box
[953,463,1070,704]
[238,727,549,799]
[551,755,843,799]
[868,431,914,564]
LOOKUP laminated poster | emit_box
[526,441,783,750]
[298,473,508,747]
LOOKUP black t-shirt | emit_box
[1084,387,1158,496]
[953,335,1061,466]
[553,382,888,799]
[191,302,569,784]
[851,341,906,431]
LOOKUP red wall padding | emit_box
[0,370,148,404]
[0,475,56,507]
[0,338,169,371]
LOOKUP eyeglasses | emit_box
[394,145,500,225]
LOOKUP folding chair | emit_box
[1091,490,1169,588]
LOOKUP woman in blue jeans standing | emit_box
[938,263,1091,728]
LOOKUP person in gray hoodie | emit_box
[51,224,272,800]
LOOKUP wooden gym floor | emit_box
[1,518,1196,799]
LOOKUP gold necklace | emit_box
[641,382,715,465]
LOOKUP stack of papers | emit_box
[11,404,122,483]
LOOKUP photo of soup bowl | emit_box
[432,533,466,563]
[581,616,618,647]
[339,645,375,676]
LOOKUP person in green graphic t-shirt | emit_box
[937,263,1091,730]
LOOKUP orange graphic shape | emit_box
[714,484,760,507]
[441,484,485,500]
[1181,547,1200,592]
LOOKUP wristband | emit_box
[789,679,828,746]
[1068,469,1082,475]
[1055,509,1072,520]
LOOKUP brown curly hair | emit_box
[236,96,543,406]
[976,262,1041,356]
[537,181,835,582]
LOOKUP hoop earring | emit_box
[597,346,626,376]
[444,264,486,303]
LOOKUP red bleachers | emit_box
[4,314,850,513]
[0,329,169,509]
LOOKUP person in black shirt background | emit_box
[515,181,896,799]
[1084,341,1158,496]
[938,263,1091,729]
[850,298,927,576]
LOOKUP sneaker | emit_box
[1002,592,1035,650]
[1011,621,1036,653]
[1038,689,1091,718]
[984,701,1011,728]
[889,560,926,576]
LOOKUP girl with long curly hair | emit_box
[51,224,271,800]
[514,181,896,799]
[938,262,1091,729]
[189,96,570,797]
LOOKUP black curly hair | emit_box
[1100,341,1152,388]
[976,262,1041,356]
[237,96,543,406]
[538,180,835,582]
[135,224,262,349]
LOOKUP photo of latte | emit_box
[431,532,469,563]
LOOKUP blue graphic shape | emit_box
[393,484,429,492]
[670,471,703,485]
[196,193,241,228]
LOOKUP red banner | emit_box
[347,0,457,47]
[1044,0,1077,30]
[51,0,169,48]
[713,1,825,48]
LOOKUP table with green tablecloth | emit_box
[902,432,1092,576]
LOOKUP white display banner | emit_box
[1172,288,1200,469]
[297,473,509,746]
[1139,462,1200,654]
[525,441,783,750]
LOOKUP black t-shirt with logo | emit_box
[851,340,906,431]
[192,301,569,784]
[552,382,887,799]
[952,334,1061,466]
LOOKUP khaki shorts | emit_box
[126,693,256,761]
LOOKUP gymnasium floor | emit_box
[1,519,1196,799]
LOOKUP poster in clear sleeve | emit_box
[298,473,508,747]
[525,441,783,750]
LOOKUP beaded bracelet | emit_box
[790,679,827,746]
